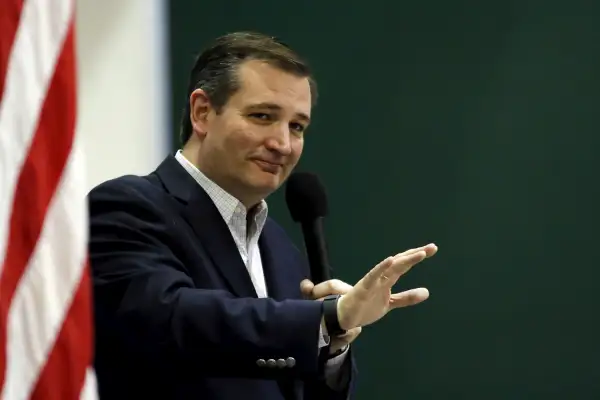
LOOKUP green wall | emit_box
[169,1,600,398]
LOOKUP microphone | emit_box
[285,172,332,283]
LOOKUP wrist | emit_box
[322,294,346,336]
[336,294,349,330]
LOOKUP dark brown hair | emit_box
[179,31,318,145]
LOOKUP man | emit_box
[88,31,437,400]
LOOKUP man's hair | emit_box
[179,31,318,146]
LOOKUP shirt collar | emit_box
[174,150,268,227]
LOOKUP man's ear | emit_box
[189,89,212,138]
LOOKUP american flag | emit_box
[0,0,97,399]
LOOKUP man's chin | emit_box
[246,173,283,195]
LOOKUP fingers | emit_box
[361,256,394,289]
[373,243,438,286]
[424,243,438,258]
[380,250,428,287]
[394,243,438,259]
[304,279,354,300]
[300,279,314,298]
[384,243,439,285]
[357,243,438,291]
[389,288,430,308]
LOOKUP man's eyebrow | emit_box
[247,102,310,123]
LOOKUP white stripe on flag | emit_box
[2,137,89,399]
[0,0,73,275]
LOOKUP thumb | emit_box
[300,279,314,297]
[389,288,430,309]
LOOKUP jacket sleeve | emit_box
[88,179,323,380]
[305,346,358,400]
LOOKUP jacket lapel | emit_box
[155,155,257,298]
[259,221,304,301]
[185,189,258,298]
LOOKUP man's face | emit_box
[192,60,311,206]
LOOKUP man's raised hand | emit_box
[337,243,438,331]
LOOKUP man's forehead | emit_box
[236,60,312,114]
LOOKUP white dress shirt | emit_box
[175,150,348,386]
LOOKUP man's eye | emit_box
[290,123,306,133]
[249,113,271,121]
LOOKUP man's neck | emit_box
[180,147,263,210]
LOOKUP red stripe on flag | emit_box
[30,266,93,400]
[29,22,93,399]
[0,15,77,393]
[0,0,24,102]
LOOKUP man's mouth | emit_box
[253,159,282,174]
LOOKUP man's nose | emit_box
[264,124,292,155]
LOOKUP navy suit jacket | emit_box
[87,155,357,399]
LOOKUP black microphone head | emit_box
[285,172,328,222]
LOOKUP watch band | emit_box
[322,294,346,337]
[327,344,349,359]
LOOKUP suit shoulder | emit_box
[87,173,171,216]
[88,173,164,200]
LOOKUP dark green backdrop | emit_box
[169,1,600,398]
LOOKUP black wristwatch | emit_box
[322,294,346,336]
